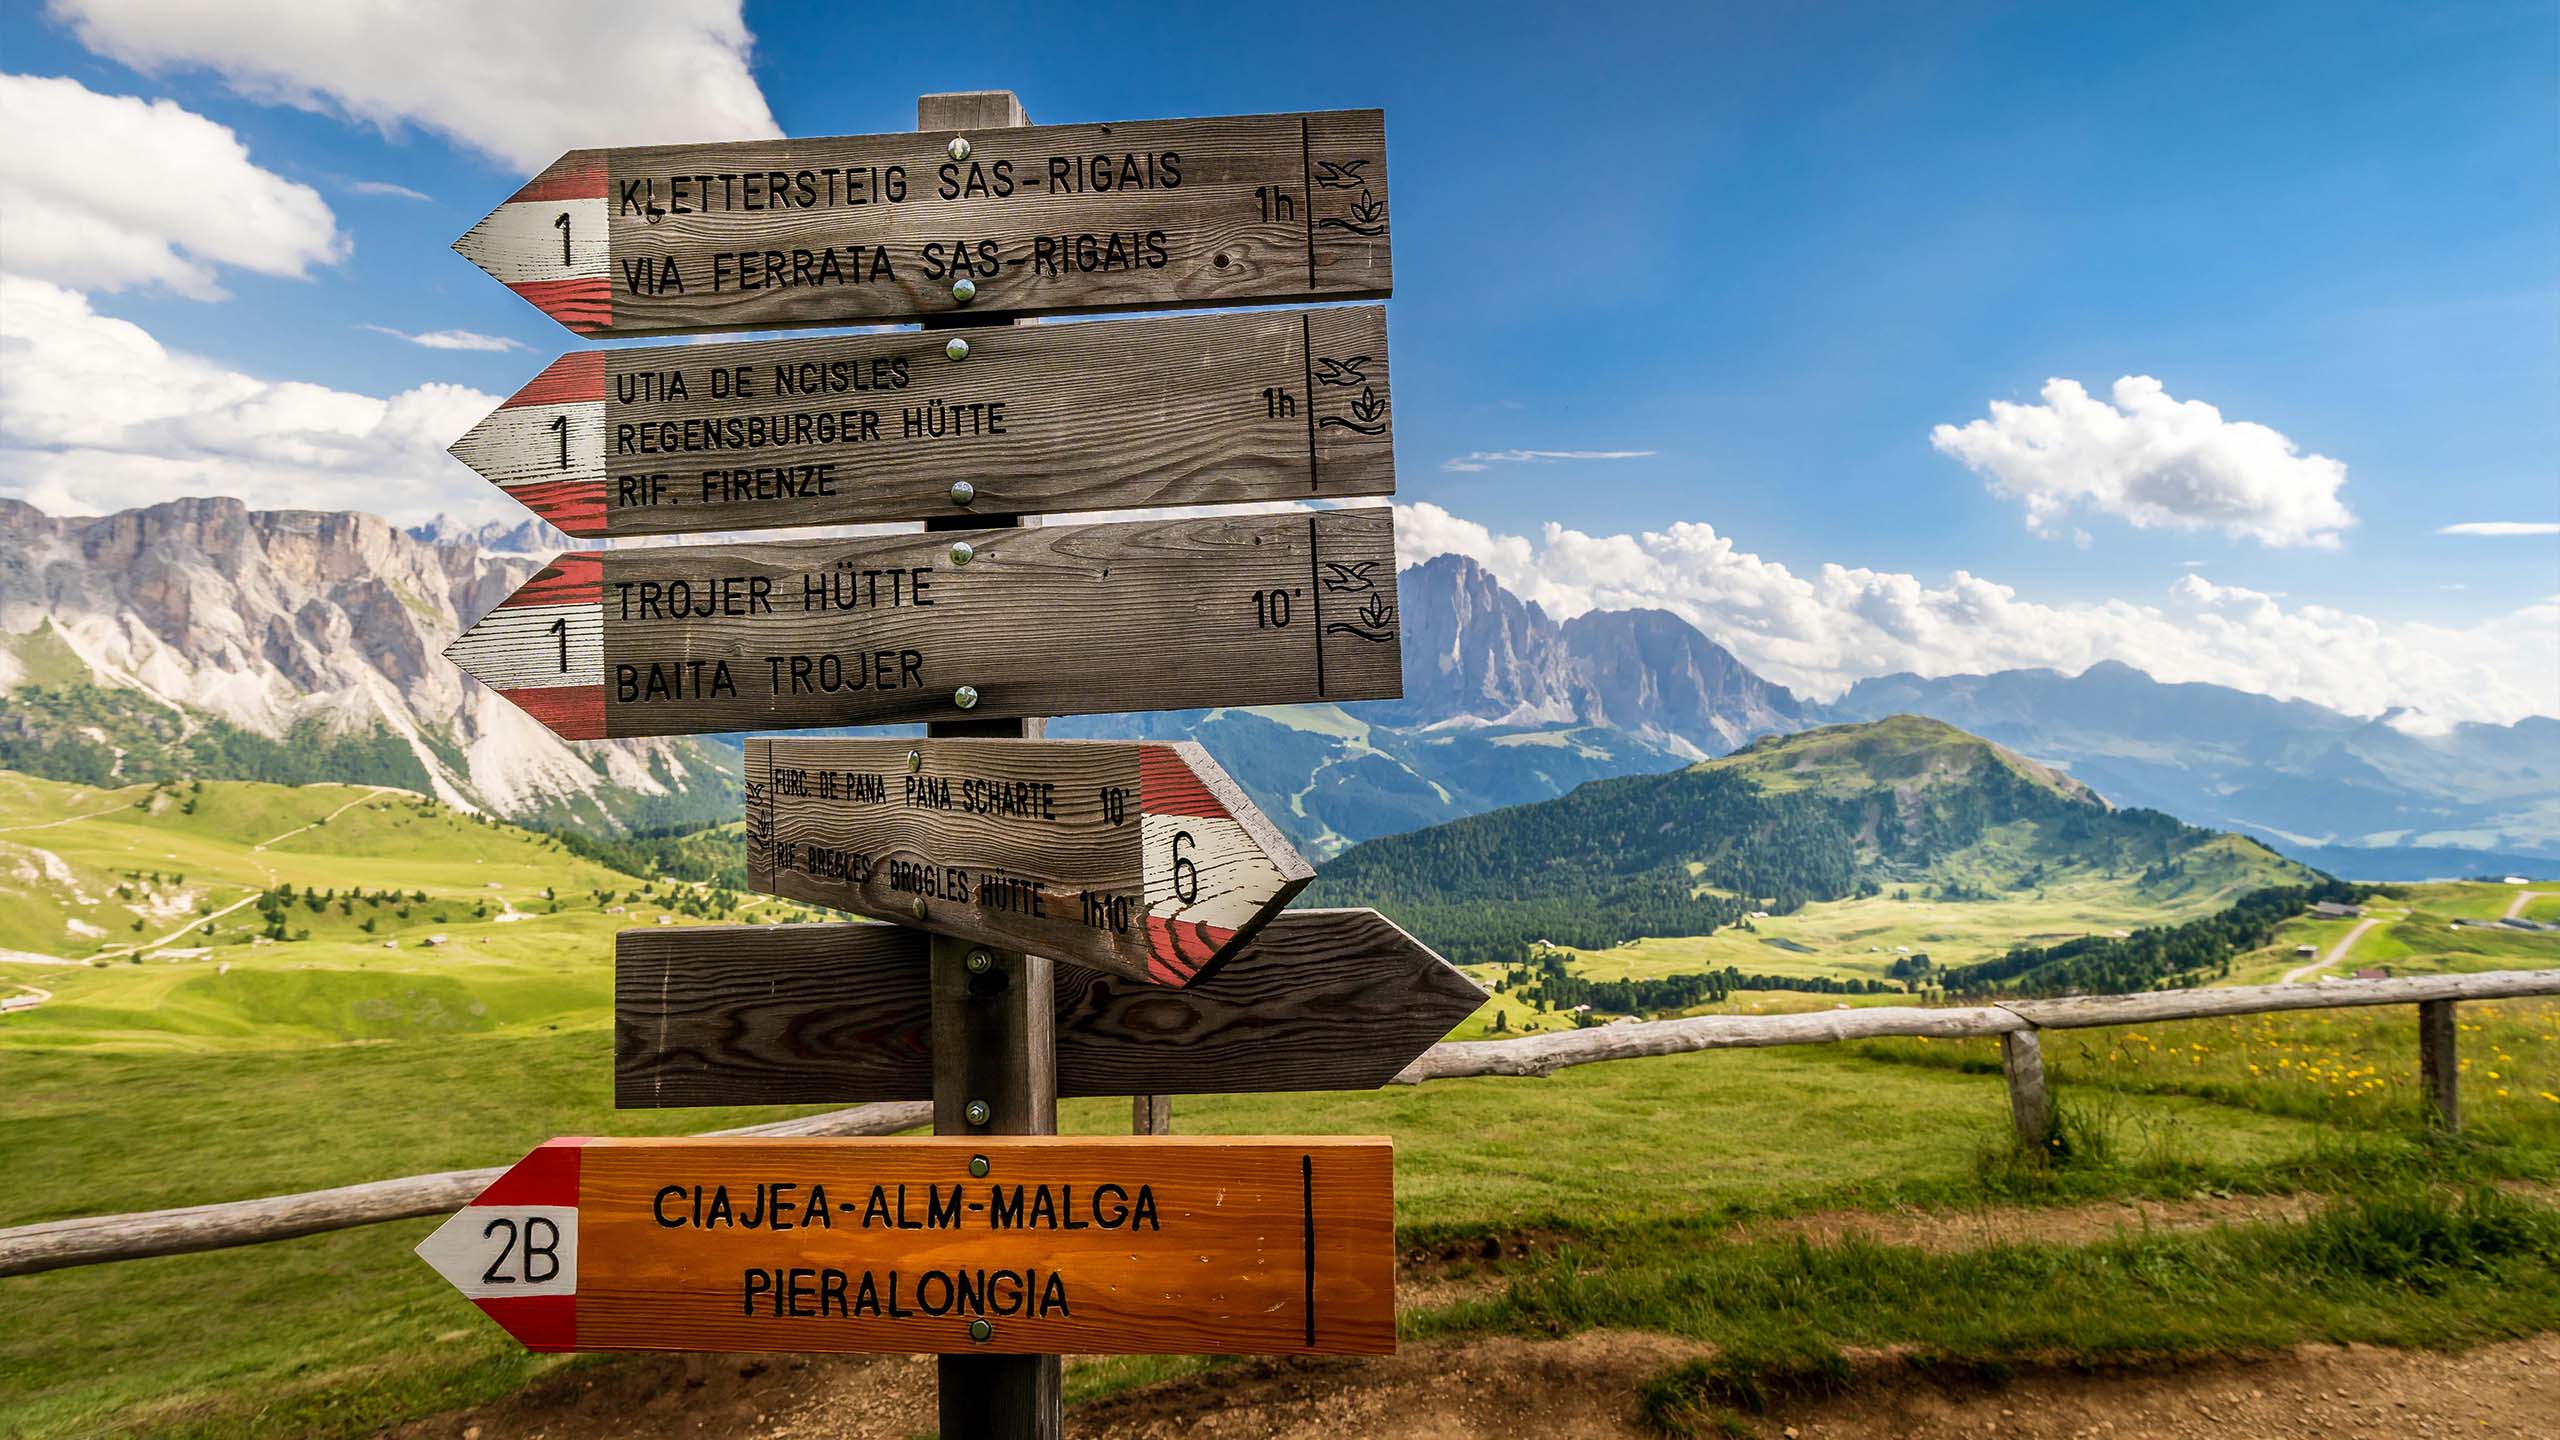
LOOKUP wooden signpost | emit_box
[443,508,1402,740]
[614,910,1487,1107]
[448,306,1392,538]
[415,1136,1394,1356]
[746,737,1312,987]
[434,90,1421,1437]
[457,110,1389,337]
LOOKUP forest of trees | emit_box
[1306,737,2244,971]
[1942,880,2362,996]
[0,683,431,792]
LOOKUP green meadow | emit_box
[2,776,2556,1437]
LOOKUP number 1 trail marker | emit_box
[442,507,1402,741]
[416,1136,1394,1356]
[456,110,1389,337]
[448,306,1393,538]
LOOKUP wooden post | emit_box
[2001,1029,2051,1150]
[2419,998,2459,1132]
[918,86,1061,1440]
[1132,1094,1173,1136]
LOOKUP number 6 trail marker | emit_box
[748,737,1311,987]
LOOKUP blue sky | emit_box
[1,0,2553,725]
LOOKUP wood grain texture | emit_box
[452,307,1393,537]
[457,111,1389,337]
[452,508,1403,740]
[613,909,1487,1107]
[2419,997,2459,1131]
[2000,1030,2050,1147]
[429,1137,1394,1357]
[746,736,1312,986]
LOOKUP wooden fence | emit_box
[5,969,2555,1279]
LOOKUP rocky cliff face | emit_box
[0,497,729,827]
[1385,554,1802,757]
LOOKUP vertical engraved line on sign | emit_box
[1305,516,1328,698]
[653,958,671,1107]
[1300,118,1316,290]
[1301,1152,1316,1347]
[1301,312,1319,493]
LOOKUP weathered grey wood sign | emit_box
[746,737,1311,986]
[444,508,1402,740]
[613,910,1487,1107]
[455,110,1389,336]
[448,307,1392,537]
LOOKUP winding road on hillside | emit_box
[2504,889,2545,920]
[252,786,404,850]
[2280,916,2381,984]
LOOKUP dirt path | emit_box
[392,1331,2560,1440]
[0,982,51,1013]
[253,786,402,850]
[398,1190,2560,1440]
[2281,915,2380,983]
[81,891,263,963]
[2504,889,2544,920]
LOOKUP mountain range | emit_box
[1304,714,2319,976]
[0,499,2548,876]
[0,498,732,832]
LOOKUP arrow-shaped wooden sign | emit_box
[449,307,1393,538]
[614,909,1486,1107]
[416,1136,1393,1356]
[444,508,1401,740]
[748,737,1308,987]
[456,110,1388,337]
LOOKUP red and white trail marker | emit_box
[452,111,1389,338]
[417,1136,1396,1357]
[747,736,1311,986]
[441,508,1403,742]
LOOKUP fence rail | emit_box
[5,971,2555,1280]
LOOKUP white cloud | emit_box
[358,324,523,352]
[1393,501,2559,729]
[52,0,780,172]
[2440,521,2560,537]
[348,179,431,201]
[1443,448,1655,473]
[0,276,499,524]
[1931,376,2354,548]
[0,73,344,299]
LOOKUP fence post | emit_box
[2419,998,2459,1132]
[2001,1029,2051,1149]
[1132,1094,1173,1136]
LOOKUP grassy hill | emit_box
[2,765,2555,1437]
[1306,716,2314,973]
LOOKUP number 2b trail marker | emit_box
[442,507,1401,740]
[416,1136,1394,1356]
[449,306,1393,538]
[456,110,1389,337]
[748,737,1311,987]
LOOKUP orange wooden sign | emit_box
[417,1136,1394,1357]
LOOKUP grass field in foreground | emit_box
[7,1006,2557,1440]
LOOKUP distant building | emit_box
[2293,945,2318,958]
[2353,966,2391,980]
[2309,901,2363,919]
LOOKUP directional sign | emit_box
[449,307,1393,538]
[417,1136,1393,1356]
[747,737,1310,987]
[614,909,1487,1107]
[456,110,1389,337]
[444,508,1401,740]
